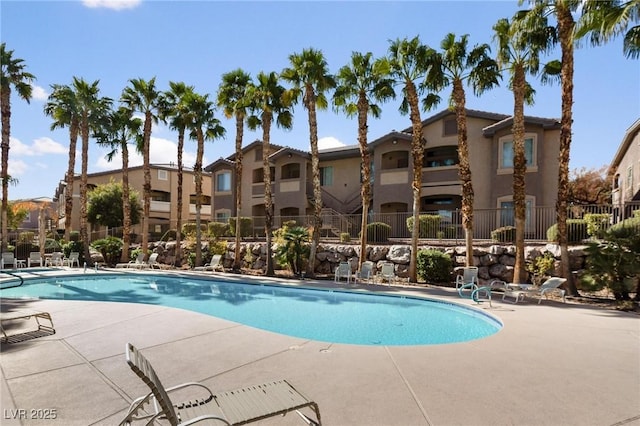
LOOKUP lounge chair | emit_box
[194,254,224,272]
[455,266,479,298]
[1,310,55,344]
[1,252,17,269]
[116,252,145,269]
[120,342,321,426]
[502,277,567,304]
[334,261,351,284]
[145,253,160,269]
[354,261,375,284]
[45,252,64,267]
[64,251,80,268]
[377,262,396,286]
[27,252,43,268]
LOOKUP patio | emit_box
[1,270,638,425]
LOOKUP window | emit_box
[158,169,168,180]
[381,151,409,170]
[216,172,231,192]
[443,118,457,136]
[501,138,534,168]
[424,146,458,168]
[216,211,230,222]
[626,166,634,197]
[253,167,275,183]
[281,163,300,179]
[150,190,170,202]
[254,147,263,161]
[499,199,533,228]
[320,166,333,186]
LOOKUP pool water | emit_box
[0,274,502,346]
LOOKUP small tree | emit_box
[87,181,142,229]
[275,226,310,277]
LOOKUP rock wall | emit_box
[151,241,587,285]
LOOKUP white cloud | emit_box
[94,137,198,171]
[82,0,141,10]
[10,137,67,156]
[318,136,346,150]
[8,159,28,177]
[31,84,49,101]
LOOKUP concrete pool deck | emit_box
[1,268,639,426]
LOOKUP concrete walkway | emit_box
[1,269,639,425]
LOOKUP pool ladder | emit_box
[0,270,24,289]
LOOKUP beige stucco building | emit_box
[610,118,640,213]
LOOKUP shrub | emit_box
[526,251,556,284]
[607,215,640,238]
[546,219,589,243]
[62,240,85,264]
[44,238,62,253]
[406,214,441,238]
[18,231,34,243]
[229,217,253,238]
[91,237,123,266]
[208,222,230,239]
[491,226,516,242]
[182,222,207,237]
[366,222,391,243]
[584,213,610,239]
[69,231,80,242]
[416,249,452,283]
[274,226,310,275]
[340,232,351,243]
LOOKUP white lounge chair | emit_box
[120,342,321,426]
[64,251,80,267]
[334,261,351,284]
[354,261,375,284]
[194,254,224,272]
[455,266,479,298]
[1,252,17,269]
[378,262,396,286]
[27,252,43,268]
[45,252,64,267]
[502,277,567,304]
[145,253,160,269]
[116,252,145,269]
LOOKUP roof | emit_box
[225,139,284,161]
[401,108,510,133]
[368,131,414,149]
[610,118,640,172]
[482,115,561,136]
[204,157,235,172]
[269,146,311,161]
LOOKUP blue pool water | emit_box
[0,274,502,345]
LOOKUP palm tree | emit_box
[94,106,142,263]
[385,36,439,283]
[72,77,112,264]
[247,71,294,276]
[159,81,196,267]
[186,92,225,267]
[44,84,79,242]
[578,0,640,59]
[121,77,161,258]
[426,33,501,267]
[281,48,336,278]
[1,43,35,251]
[494,13,557,284]
[217,69,253,272]
[333,51,395,270]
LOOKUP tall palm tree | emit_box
[247,71,294,276]
[217,69,253,272]
[333,51,395,270]
[426,33,501,267]
[1,43,34,251]
[94,106,142,263]
[523,0,581,296]
[281,48,336,278]
[385,36,439,283]
[578,0,640,59]
[494,13,557,284]
[44,84,78,241]
[72,77,112,264]
[186,92,225,267]
[121,77,161,258]
[159,81,196,267]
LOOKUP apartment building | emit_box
[205,108,562,238]
[53,164,212,240]
[610,118,640,215]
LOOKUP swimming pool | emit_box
[0,273,502,345]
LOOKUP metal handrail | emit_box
[0,270,24,289]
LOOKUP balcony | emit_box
[190,204,212,215]
[150,200,171,212]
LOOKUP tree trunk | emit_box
[557,3,579,296]
[1,88,11,252]
[306,86,322,278]
[142,112,152,258]
[263,113,275,276]
[512,64,527,284]
[80,118,91,265]
[406,80,424,283]
[121,142,131,263]
[357,92,370,269]
[175,129,184,267]
[452,79,475,267]
[234,115,244,271]
[194,129,204,267]
[64,121,79,241]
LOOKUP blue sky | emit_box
[2,0,639,200]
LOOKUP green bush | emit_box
[366,222,391,243]
[491,226,516,242]
[584,213,610,239]
[340,232,351,243]
[63,240,85,264]
[547,219,589,243]
[406,214,441,238]
[229,217,253,238]
[69,231,80,242]
[607,215,640,238]
[18,231,34,243]
[208,222,230,239]
[44,238,62,253]
[182,222,207,237]
[416,249,452,283]
[90,237,123,266]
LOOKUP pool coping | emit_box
[1,267,639,425]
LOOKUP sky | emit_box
[2,0,639,201]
